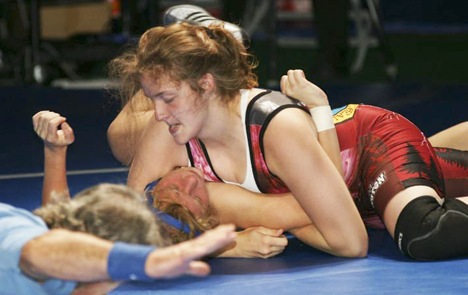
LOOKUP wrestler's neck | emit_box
[197,91,243,148]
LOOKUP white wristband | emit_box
[309,105,335,132]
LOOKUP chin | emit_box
[173,137,191,145]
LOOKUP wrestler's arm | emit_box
[20,225,236,282]
[127,117,188,192]
[107,90,154,166]
[280,70,343,176]
[206,182,345,256]
[205,182,291,258]
[207,183,309,229]
[264,109,367,258]
[32,111,75,205]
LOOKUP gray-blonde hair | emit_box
[34,183,169,247]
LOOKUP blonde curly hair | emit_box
[34,183,169,247]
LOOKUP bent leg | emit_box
[355,109,468,260]
[394,195,468,260]
[383,185,468,260]
[435,147,468,198]
[429,121,468,151]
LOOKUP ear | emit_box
[198,73,215,93]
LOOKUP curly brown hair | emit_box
[108,22,258,109]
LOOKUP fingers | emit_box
[280,69,306,96]
[235,226,288,258]
[280,75,288,94]
[181,224,236,260]
[255,229,288,258]
[256,227,284,237]
[33,111,65,136]
[287,69,305,86]
[32,110,75,147]
[256,236,288,259]
[278,69,328,107]
[145,225,236,279]
[60,122,75,143]
[185,261,211,277]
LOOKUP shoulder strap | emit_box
[245,90,308,193]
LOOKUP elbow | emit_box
[339,234,368,258]
[342,242,368,258]
[107,123,132,166]
[20,239,47,281]
[330,232,368,258]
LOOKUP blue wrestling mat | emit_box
[0,84,467,295]
[115,229,468,294]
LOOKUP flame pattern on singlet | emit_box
[186,91,468,229]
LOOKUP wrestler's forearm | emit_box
[206,168,365,257]
[289,225,339,256]
[316,128,343,177]
[207,182,310,229]
[42,146,70,205]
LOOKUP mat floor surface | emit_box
[0,83,467,294]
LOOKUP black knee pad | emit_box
[394,196,468,260]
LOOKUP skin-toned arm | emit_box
[32,111,75,205]
[213,227,287,259]
[264,109,367,258]
[208,182,309,229]
[107,90,154,166]
[207,181,340,255]
[20,229,112,282]
[20,225,236,282]
[280,69,343,176]
[127,117,187,192]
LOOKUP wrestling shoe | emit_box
[163,4,248,43]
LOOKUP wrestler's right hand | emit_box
[280,69,329,108]
[217,226,288,259]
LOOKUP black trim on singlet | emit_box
[186,89,309,189]
[245,90,310,191]
[185,139,224,182]
[198,139,224,181]
[185,143,195,167]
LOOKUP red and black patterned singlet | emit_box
[186,90,468,228]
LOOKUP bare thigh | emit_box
[428,121,468,150]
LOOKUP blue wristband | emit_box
[107,242,156,281]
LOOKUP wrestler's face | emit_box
[141,73,208,145]
[153,167,209,218]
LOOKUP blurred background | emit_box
[0,0,467,207]
[1,0,468,86]
[1,0,468,178]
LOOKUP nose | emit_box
[154,100,168,121]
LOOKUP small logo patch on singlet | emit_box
[333,104,359,125]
